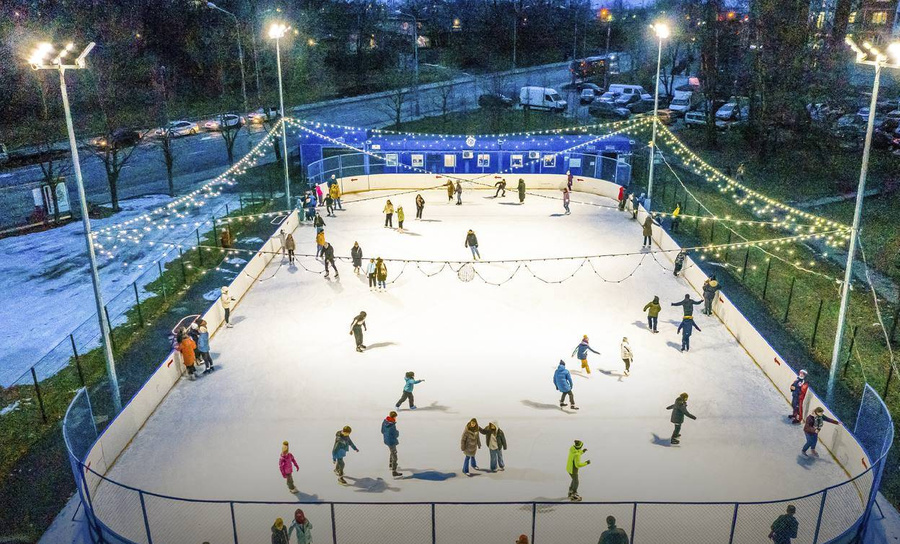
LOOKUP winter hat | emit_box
[274,518,284,530]
[342,426,352,434]
[190,322,199,330]
[653,296,659,303]
[573,440,584,449]
[786,505,796,514]
[583,335,589,341]
[622,337,628,342]
[282,441,289,453]
[814,407,825,415]
[295,509,307,524]
[606,516,617,527]
[558,359,566,366]
[680,393,689,400]
[799,369,807,377]
[517,536,529,544]
[389,411,397,418]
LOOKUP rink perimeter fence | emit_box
[58,175,895,544]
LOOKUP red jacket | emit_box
[178,337,196,366]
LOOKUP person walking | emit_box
[642,296,661,333]
[285,234,296,265]
[572,335,600,374]
[381,411,402,477]
[397,206,405,232]
[314,212,325,233]
[598,516,629,544]
[177,329,198,380]
[465,230,481,261]
[620,337,633,376]
[618,191,627,212]
[332,426,359,485]
[315,184,324,207]
[330,181,342,210]
[278,229,288,258]
[630,193,639,219]
[383,200,394,228]
[460,418,482,475]
[566,170,573,191]
[195,320,214,372]
[349,311,367,352]
[367,258,377,290]
[672,294,703,318]
[677,317,701,352]
[446,180,455,202]
[494,179,507,198]
[322,242,339,278]
[351,242,363,274]
[790,370,809,424]
[375,257,388,291]
[220,286,235,327]
[456,181,463,205]
[325,194,335,217]
[395,371,424,409]
[279,441,300,493]
[666,393,697,444]
[562,187,571,215]
[566,440,590,501]
[769,505,799,544]
[517,178,526,203]
[642,215,654,248]
[702,276,720,316]
[554,360,578,410]
[671,202,682,233]
[415,193,425,219]
[479,421,507,472]
[271,518,289,544]
[315,230,326,259]
[288,509,313,544]
[802,407,840,457]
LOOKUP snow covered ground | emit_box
[93,189,853,544]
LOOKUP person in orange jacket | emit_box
[177,328,198,380]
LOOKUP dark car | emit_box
[479,93,514,109]
[589,101,631,120]
[628,99,656,114]
[615,93,642,107]
[92,128,141,150]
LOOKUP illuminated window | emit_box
[849,11,857,23]
[816,12,825,29]
[444,154,456,167]
[872,11,888,24]
[477,154,490,167]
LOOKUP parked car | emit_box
[833,113,866,138]
[247,106,280,124]
[608,84,652,102]
[627,99,656,114]
[684,110,709,128]
[204,114,245,131]
[561,81,602,93]
[589,101,631,120]
[657,109,676,125]
[596,91,620,104]
[668,91,704,117]
[152,120,200,138]
[580,88,597,104]
[615,93,642,107]
[479,92,514,109]
[519,86,567,112]
[92,128,141,150]
[0,143,8,165]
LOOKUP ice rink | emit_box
[93,187,853,542]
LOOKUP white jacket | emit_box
[221,288,233,310]
[620,342,632,360]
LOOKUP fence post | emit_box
[531,503,537,544]
[330,503,337,544]
[239,194,244,214]
[178,248,187,284]
[885,364,894,402]
[432,503,437,544]
[226,204,230,216]
[196,229,204,266]
[842,325,859,376]
[724,231,732,262]
[783,277,796,323]
[212,217,219,248]
[728,503,739,544]
[762,259,772,300]
[741,249,750,281]
[70,334,85,387]
[709,220,716,245]
[133,281,144,327]
[157,261,167,302]
[694,216,700,236]
[811,300,825,348]
[813,489,828,544]
[630,503,637,544]
[230,502,239,544]
[31,367,47,424]
[139,490,154,544]
[890,306,900,344]
[104,305,117,354]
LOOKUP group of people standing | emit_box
[173,318,215,380]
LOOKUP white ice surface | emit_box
[94,189,853,544]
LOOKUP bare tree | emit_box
[155,129,178,197]
[218,114,244,165]
[435,84,455,129]
[383,86,410,130]
[85,131,144,212]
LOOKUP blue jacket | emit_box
[553,363,573,393]
[381,418,399,446]
[332,432,358,461]
[196,330,210,352]
[403,377,423,392]
[572,341,600,360]
[677,319,701,336]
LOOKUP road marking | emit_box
[201,136,215,141]
[189,150,205,155]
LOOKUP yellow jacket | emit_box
[330,184,341,198]
[383,202,394,214]
[316,232,325,246]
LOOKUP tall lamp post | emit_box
[207,1,249,114]
[269,23,292,210]
[646,22,670,211]
[396,11,421,117]
[826,37,900,403]
[29,42,122,413]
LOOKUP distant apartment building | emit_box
[809,0,899,40]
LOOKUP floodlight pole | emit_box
[273,34,291,209]
[646,30,665,211]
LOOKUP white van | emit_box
[519,86,567,113]
[607,84,652,102]
[668,91,703,117]
[0,143,8,165]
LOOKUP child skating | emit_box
[566,439,590,501]
[279,441,300,493]
[642,296,661,333]
[395,371,424,409]
[381,411,402,477]
[620,337,633,376]
[460,418,482,475]
[666,393,697,445]
[332,426,359,485]
[553,360,578,410]
[571,335,600,374]
[677,317,701,352]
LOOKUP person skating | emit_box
[666,392,697,444]
[673,249,688,276]
[517,178,526,203]
[195,319,214,372]
[620,337,633,376]
[677,317,701,352]
[562,187,571,215]
[279,441,300,493]
[272,518,289,544]
[381,411,402,477]
[769,505,799,544]
[314,212,325,233]
[618,190,627,212]
[322,242,339,278]
[285,234,296,265]
[479,421,507,472]
[598,516,629,544]
[220,286,235,327]
[672,294,703,318]
[670,202,682,232]
[349,311,367,352]
[802,407,840,457]
[702,275,720,316]
[375,257,388,291]
[315,184,324,207]
[395,371,424,409]
[446,180,455,202]
[177,328,198,380]
[642,216,654,248]
[324,193,335,217]
[790,370,809,424]
[220,226,234,248]
[460,418,482,475]
[315,230,326,259]
[572,335,600,374]
[415,194,425,219]
[330,181,343,210]
[351,242,363,274]
[465,229,481,261]
[630,193,639,220]
[383,200,394,228]
[397,206,405,232]
[554,360,578,410]
[332,426,359,485]
[456,181,463,205]
[494,179,507,198]
[288,509,313,544]
[566,170,573,191]
[367,258,377,290]
[566,440,590,501]
[642,296,661,333]
[278,229,288,257]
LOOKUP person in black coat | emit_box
[314,213,326,233]
[323,242,339,278]
[349,311,367,352]
[415,194,425,220]
[351,242,363,274]
[769,505,799,544]
[676,318,701,352]
[666,393,697,444]
[673,249,688,276]
[465,230,480,260]
[671,294,703,318]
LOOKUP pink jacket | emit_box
[279,452,299,478]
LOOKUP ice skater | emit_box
[630,193,639,219]
[285,234,296,265]
[670,202,682,232]
[677,317,701,352]
[397,206,405,232]
[666,393,697,444]
[465,229,481,261]
[324,192,335,217]
[415,194,425,219]
[314,212,326,233]
[446,180,455,202]
[769,505,798,544]
[566,170,573,191]
[396,371,424,409]
[383,200,394,228]
[375,257,388,291]
[272,518,289,544]
[315,184,324,207]
[367,258,377,290]
[620,337,633,376]
[673,249,688,276]
[220,286,235,327]
[349,311,367,352]
[802,407,839,457]
[598,516,629,544]
[456,181,463,205]
[330,180,342,210]
[279,441,300,493]
[566,440,590,501]
[479,422,507,472]
[460,418,482,475]
[381,411,402,477]
[642,215,654,248]
[288,509,313,544]
[672,294,702,319]
[315,230,325,259]
[618,190,627,212]
[517,178,526,203]
[195,320,214,372]
[177,328,198,380]
[790,370,809,424]
[351,242,363,274]
[278,229,288,257]
[642,296,661,333]
[332,426,359,485]
[554,360,578,410]
[494,179,507,197]
[571,335,600,374]
[702,276,720,316]
[322,242,339,278]
[562,187,571,215]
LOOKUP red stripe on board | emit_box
[774,358,781,366]
[167,359,173,368]
[862,458,868,469]
[351,178,358,181]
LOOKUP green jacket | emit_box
[643,300,661,318]
[566,445,588,475]
[598,526,629,544]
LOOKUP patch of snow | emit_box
[0,400,20,416]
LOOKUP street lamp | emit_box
[269,23,291,210]
[29,41,122,413]
[645,22,670,212]
[207,1,249,114]
[395,11,421,117]
[826,37,900,403]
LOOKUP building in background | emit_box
[810,0,900,41]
